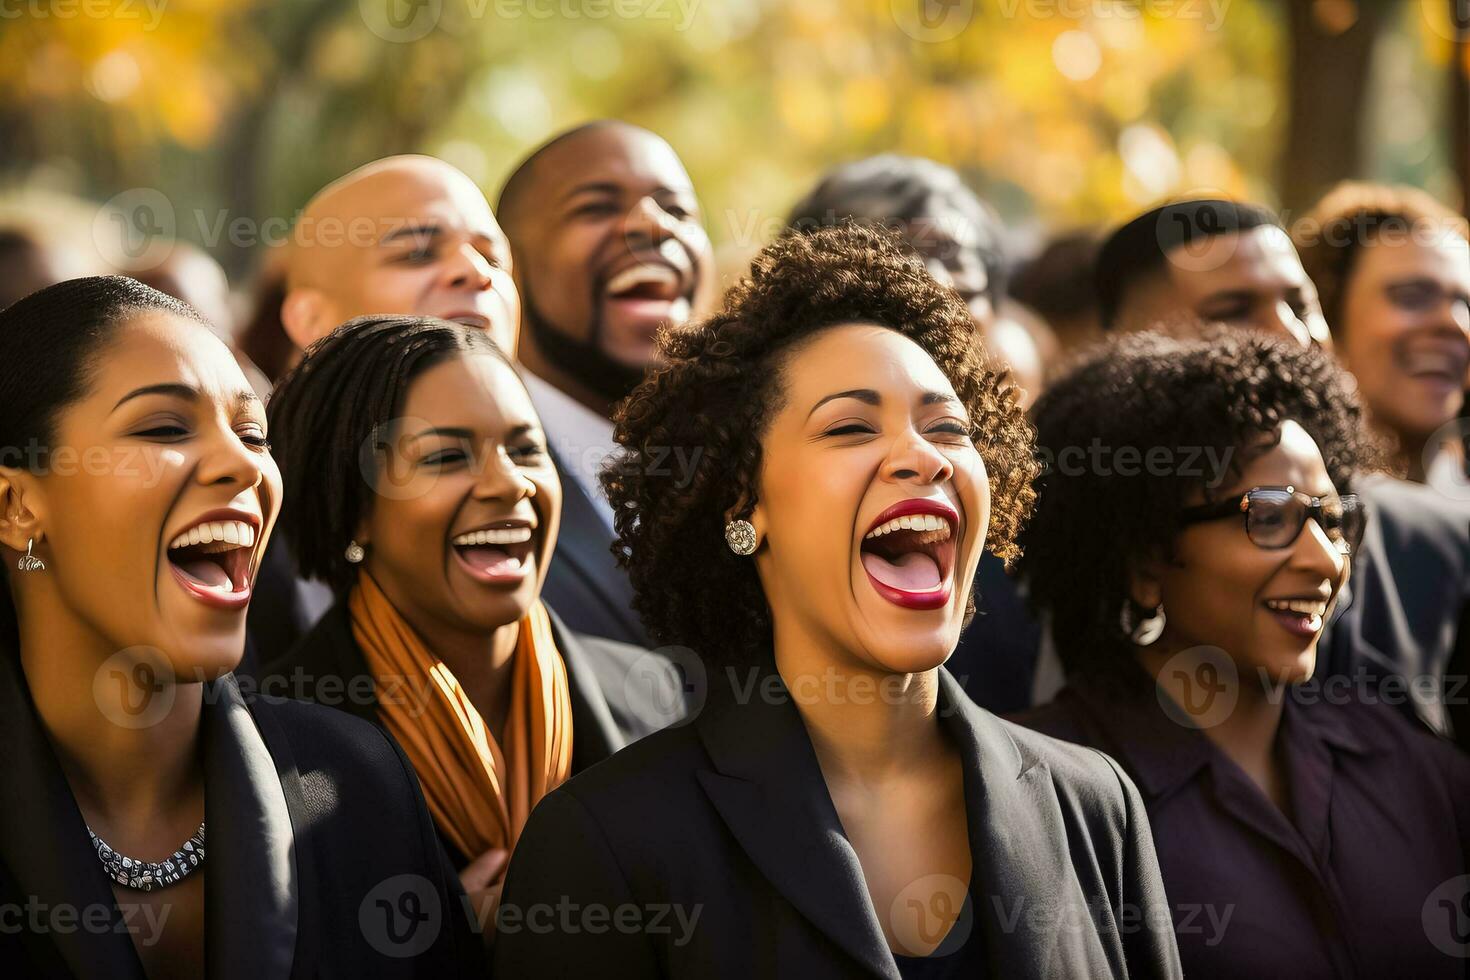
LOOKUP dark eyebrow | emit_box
[921,391,964,409]
[561,181,624,204]
[379,222,443,247]
[405,426,476,442]
[1197,290,1257,310]
[807,389,880,419]
[112,383,198,412]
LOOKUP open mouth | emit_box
[450,519,538,585]
[859,501,959,611]
[1262,596,1329,639]
[1397,341,1470,386]
[602,261,693,328]
[166,516,258,610]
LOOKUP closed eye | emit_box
[824,423,876,437]
[134,424,190,440]
[423,449,468,466]
[510,443,546,462]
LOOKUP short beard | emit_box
[521,281,647,408]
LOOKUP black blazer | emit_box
[492,665,1183,978]
[0,660,480,979]
[259,600,682,865]
[538,445,650,647]
[1318,475,1470,747]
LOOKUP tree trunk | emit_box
[1452,0,1470,220]
[1280,0,1390,215]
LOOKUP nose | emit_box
[1264,300,1312,348]
[621,195,677,250]
[880,428,955,486]
[471,442,536,502]
[1287,511,1349,585]
[445,242,496,292]
[195,422,267,495]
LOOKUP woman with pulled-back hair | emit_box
[0,277,479,979]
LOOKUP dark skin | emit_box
[1119,226,1332,350]
[742,325,988,954]
[350,352,561,936]
[0,312,280,979]
[500,123,715,417]
[1132,421,1350,812]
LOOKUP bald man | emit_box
[281,155,520,357]
[497,121,714,646]
[246,156,520,673]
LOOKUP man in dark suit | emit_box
[496,121,715,647]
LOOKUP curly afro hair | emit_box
[1019,329,1377,690]
[601,222,1038,666]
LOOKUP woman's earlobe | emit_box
[0,472,44,554]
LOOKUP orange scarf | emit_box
[349,572,573,860]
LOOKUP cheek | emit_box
[764,454,866,569]
[367,268,437,308]
[368,484,458,575]
[1345,297,1405,358]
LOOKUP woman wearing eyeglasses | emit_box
[1014,331,1470,979]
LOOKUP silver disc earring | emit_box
[16,538,44,572]
[344,540,366,564]
[724,520,757,556]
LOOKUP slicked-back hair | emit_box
[0,275,211,654]
[265,315,514,595]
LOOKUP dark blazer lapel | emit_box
[202,675,299,980]
[548,606,623,769]
[0,650,148,979]
[544,446,645,642]
[935,669,1113,979]
[694,672,900,980]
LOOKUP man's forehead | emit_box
[1166,225,1304,287]
[537,128,693,197]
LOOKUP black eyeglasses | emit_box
[1177,486,1365,553]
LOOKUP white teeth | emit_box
[1265,598,1328,616]
[863,515,953,540]
[605,264,680,295]
[168,520,256,552]
[452,527,534,546]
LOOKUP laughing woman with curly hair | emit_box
[492,224,1182,979]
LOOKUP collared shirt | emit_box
[1015,675,1470,979]
[520,370,618,533]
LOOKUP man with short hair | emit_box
[1096,198,1331,348]
[497,121,714,646]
